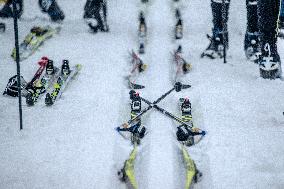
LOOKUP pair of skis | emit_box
[11,26,61,61]
[45,63,82,106]
[25,58,81,106]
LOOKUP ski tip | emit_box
[181,84,191,89]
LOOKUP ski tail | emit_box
[118,145,138,189]
[182,145,197,189]
[129,80,145,89]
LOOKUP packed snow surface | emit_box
[0,0,284,189]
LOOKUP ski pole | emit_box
[121,82,183,127]
[140,96,194,129]
[222,0,227,63]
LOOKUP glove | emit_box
[201,131,206,136]
[116,127,120,131]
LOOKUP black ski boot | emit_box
[0,0,23,18]
[61,59,70,77]
[278,18,284,38]
[201,29,228,59]
[39,0,65,22]
[258,43,282,79]
[244,31,261,62]
[46,60,55,75]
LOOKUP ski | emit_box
[3,57,48,98]
[138,11,147,54]
[174,9,183,40]
[116,91,146,145]
[172,45,192,83]
[181,145,202,189]
[127,50,147,89]
[11,26,61,61]
[26,59,60,106]
[176,97,206,147]
[118,145,138,189]
[45,62,82,106]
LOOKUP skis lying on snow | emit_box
[26,58,60,106]
[3,57,48,98]
[45,63,81,106]
[127,50,147,89]
[11,26,61,61]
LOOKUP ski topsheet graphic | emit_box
[26,59,60,106]
[11,26,61,61]
[118,145,138,189]
[127,50,147,89]
[181,145,202,189]
[172,45,191,83]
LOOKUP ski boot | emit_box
[38,0,65,22]
[0,0,23,18]
[0,23,5,33]
[244,31,261,62]
[175,9,183,40]
[61,59,70,77]
[201,29,228,59]
[258,43,282,79]
[278,16,284,38]
[46,59,55,75]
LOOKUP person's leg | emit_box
[201,0,230,59]
[244,0,261,61]
[38,0,65,22]
[258,0,282,78]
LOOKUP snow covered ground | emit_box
[1,0,284,189]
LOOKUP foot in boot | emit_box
[244,32,261,62]
[201,29,228,59]
[258,43,282,79]
[0,0,23,18]
[39,0,65,22]
[278,19,284,38]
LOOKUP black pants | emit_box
[84,0,107,30]
[211,0,280,46]
[258,0,280,47]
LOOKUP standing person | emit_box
[201,0,282,79]
[84,0,109,33]
[258,0,282,79]
[0,0,64,22]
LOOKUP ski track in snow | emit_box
[1,0,284,189]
